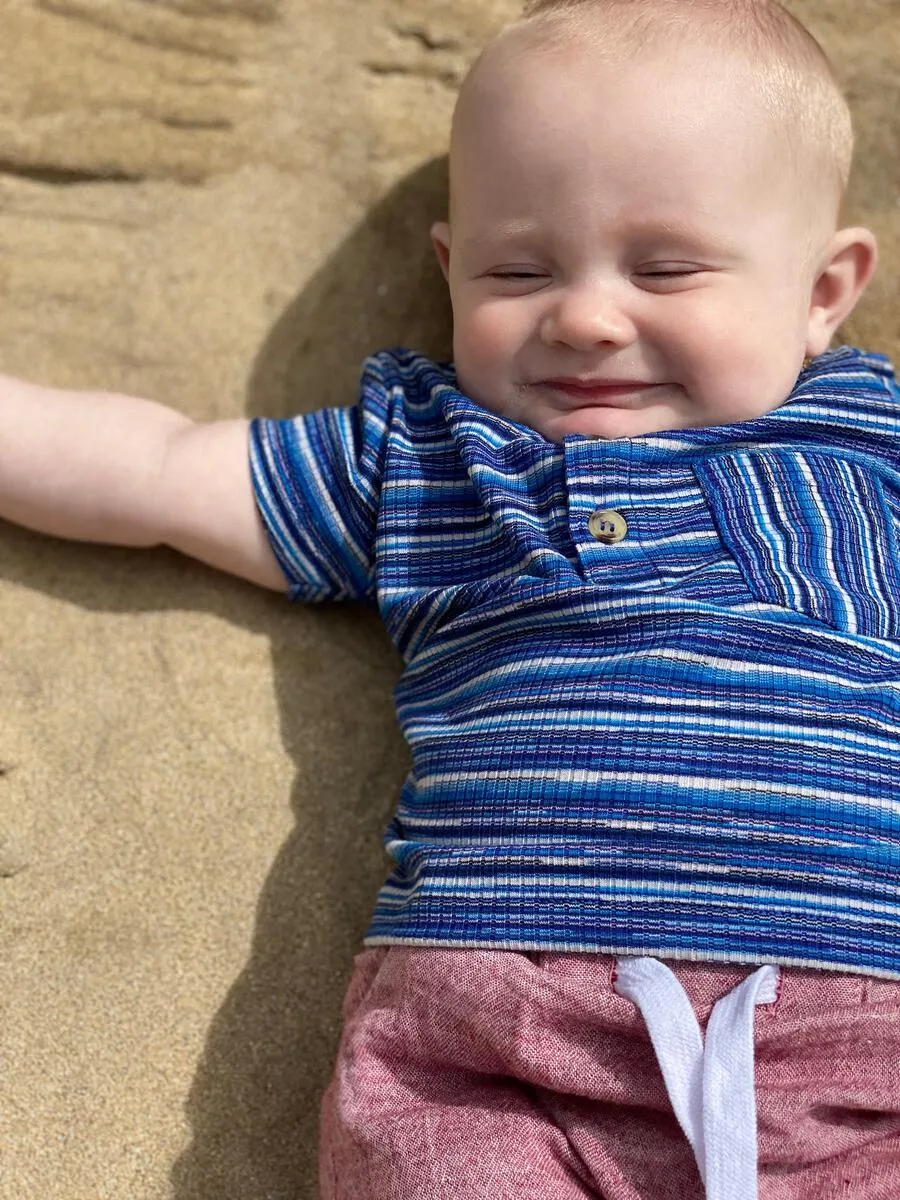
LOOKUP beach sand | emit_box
[0,1,897,1196]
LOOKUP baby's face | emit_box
[434,34,830,442]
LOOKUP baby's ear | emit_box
[805,227,878,357]
[431,221,452,282]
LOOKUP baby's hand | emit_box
[0,376,286,591]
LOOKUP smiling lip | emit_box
[538,378,665,405]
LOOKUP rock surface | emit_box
[0,1,897,1197]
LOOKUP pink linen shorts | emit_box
[320,947,900,1199]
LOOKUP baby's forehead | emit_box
[453,5,854,208]
[464,18,768,111]
[450,17,845,228]
[453,33,782,176]
[456,27,764,147]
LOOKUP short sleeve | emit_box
[249,358,392,603]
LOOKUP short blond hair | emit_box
[512,0,854,203]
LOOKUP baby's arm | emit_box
[0,375,287,591]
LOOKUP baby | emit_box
[1,1,898,1197]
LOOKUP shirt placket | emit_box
[564,438,661,589]
[563,437,724,591]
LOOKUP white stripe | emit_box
[375,871,900,920]
[403,706,900,757]
[400,644,900,703]
[413,766,900,817]
[388,817,882,855]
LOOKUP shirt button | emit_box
[588,508,628,543]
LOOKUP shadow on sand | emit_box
[168,157,451,1199]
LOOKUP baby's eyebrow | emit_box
[458,222,543,255]
[457,219,742,262]
[629,220,740,256]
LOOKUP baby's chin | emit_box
[470,381,796,442]
[515,401,690,443]
[464,380,702,443]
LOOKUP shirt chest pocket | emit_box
[692,449,900,641]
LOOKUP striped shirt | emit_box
[250,346,900,977]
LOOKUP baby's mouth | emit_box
[536,378,666,406]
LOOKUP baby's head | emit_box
[432,0,878,441]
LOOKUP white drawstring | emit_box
[614,957,778,1200]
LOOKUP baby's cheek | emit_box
[684,292,765,362]
[455,305,520,375]
[657,303,758,417]
[469,301,519,346]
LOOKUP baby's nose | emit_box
[540,282,637,350]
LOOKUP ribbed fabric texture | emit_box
[250,346,900,976]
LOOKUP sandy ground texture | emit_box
[0,1,897,1197]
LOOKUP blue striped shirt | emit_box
[250,346,900,977]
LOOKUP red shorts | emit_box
[321,947,900,1199]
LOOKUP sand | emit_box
[0,1,897,1196]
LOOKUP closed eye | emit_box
[633,264,710,292]
[635,266,704,278]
